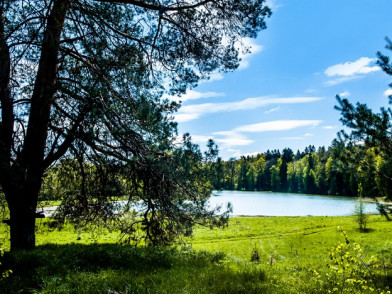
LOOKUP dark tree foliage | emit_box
[0,0,271,249]
[335,37,392,200]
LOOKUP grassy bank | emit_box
[0,215,391,293]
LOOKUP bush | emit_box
[313,227,391,293]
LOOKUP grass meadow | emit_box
[0,215,391,293]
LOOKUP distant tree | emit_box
[0,0,271,249]
[254,155,266,191]
[224,158,236,190]
[280,148,293,191]
[211,157,224,190]
[237,157,249,190]
[270,158,282,191]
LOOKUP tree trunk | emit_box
[4,173,41,250]
[3,0,70,251]
[9,202,36,250]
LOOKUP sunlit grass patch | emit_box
[0,215,391,293]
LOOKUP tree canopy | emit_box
[0,0,271,249]
[334,37,392,200]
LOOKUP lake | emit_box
[208,190,379,216]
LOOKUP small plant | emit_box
[251,247,260,263]
[313,227,391,293]
[354,184,368,232]
[0,248,11,280]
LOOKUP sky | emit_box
[171,0,392,159]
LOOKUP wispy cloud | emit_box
[206,120,322,148]
[323,125,337,130]
[265,106,280,114]
[325,57,380,86]
[188,134,215,144]
[325,75,362,86]
[325,57,380,77]
[175,96,322,122]
[164,90,225,102]
[175,113,201,123]
[304,133,314,137]
[234,120,322,133]
[212,131,254,148]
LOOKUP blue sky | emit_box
[172,0,392,159]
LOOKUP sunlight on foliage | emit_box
[313,227,391,293]
[0,248,11,280]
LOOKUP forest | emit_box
[38,138,392,202]
[208,141,392,200]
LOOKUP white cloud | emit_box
[212,131,254,148]
[201,72,225,83]
[175,113,202,123]
[304,133,314,137]
[189,134,214,144]
[175,96,322,122]
[384,88,392,96]
[215,136,254,147]
[164,90,224,102]
[325,75,362,86]
[265,106,280,114]
[207,120,322,148]
[234,120,322,133]
[189,131,254,149]
[323,125,337,130]
[325,57,380,77]
[339,91,351,97]
[237,38,263,70]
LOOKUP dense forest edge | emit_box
[208,142,391,199]
[39,140,392,203]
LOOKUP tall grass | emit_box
[0,244,267,293]
[0,215,391,293]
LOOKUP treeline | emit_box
[39,142,392,201]
[209,143,392,199]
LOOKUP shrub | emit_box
[313,227,391,293]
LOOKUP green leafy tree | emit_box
[335,37,392,200]
[246,165,256,191]
[237,156,249,190]
[0,0,271,249]
[270,158,282,191]
[223,158,236,190]
[280,148,293,191]
[254,155,266,191]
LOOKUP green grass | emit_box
[0,215,391,293]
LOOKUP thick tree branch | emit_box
[22,0,70,188]
[43,107,89,169]
[94,0,214,12]
[0,6,14,188]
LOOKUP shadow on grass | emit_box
[358,228,375,233]
[0,243,266,293]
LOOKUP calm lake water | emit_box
[208,190,379,216]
